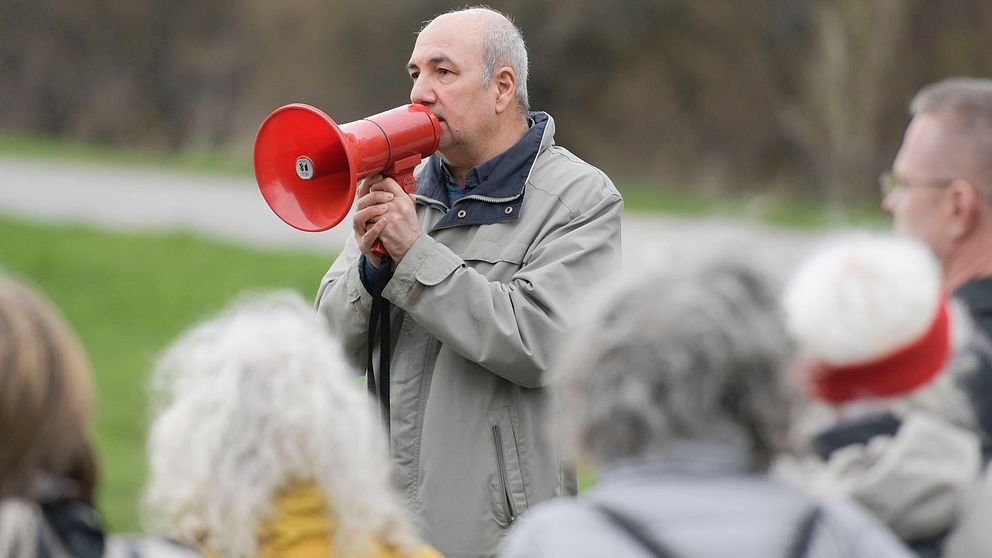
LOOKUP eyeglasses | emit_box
[879,171,956,197]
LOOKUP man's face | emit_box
[883,114,959,259]
[407,15,497,160]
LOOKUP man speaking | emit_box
[316,7,623,557]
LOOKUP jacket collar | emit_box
[811,413,902,460]
[597,439,759,482]
[414,112,552,231]
[954,276,992,323]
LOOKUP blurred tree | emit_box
[2,0,990,207]
[781,0,918,205]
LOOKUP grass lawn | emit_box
[620,184,888,229]
[0,213,333,532]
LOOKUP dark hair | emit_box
[0,276,97,503]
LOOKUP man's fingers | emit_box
[355,190,395,211]
[358,175,384,198]
[353,205,389,232]
[371,177,409,198]
[360,219,388,250]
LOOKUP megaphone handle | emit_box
[370,156,422,258]
[370,240,390,258]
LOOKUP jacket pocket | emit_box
[461,239,529,265]
[489,406,529,527]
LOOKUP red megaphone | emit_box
[253,103,441,256]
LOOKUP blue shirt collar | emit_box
[416,112,548,207]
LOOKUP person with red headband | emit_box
[780,234,986,557]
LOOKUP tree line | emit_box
[2,0,991,206]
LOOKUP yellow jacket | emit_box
[254,483,442,558]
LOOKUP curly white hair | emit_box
[142,291,418,557]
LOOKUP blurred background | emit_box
[3,0,991,207]
[1,0,991,535]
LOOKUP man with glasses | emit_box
[882,77,992,304]
[882,77,992,463]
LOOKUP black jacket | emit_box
[953,276,992,462]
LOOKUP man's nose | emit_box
[410,78,435,105]
[880,190,897,215]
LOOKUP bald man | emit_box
[316,8,623,557]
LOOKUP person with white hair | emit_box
[780,234,988,557]
[499,262,912,558]
[139,291,441,558]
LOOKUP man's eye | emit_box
[438,68,451,76]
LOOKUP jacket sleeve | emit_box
[382,190,623,389]
[315,235,375,372]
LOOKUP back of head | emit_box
[144,291,416,557]
[0,275,95,501]
[554,262,795,471]
[783,235,966,418]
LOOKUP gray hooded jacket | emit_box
[500,443,914,558]
[316,112,623,557]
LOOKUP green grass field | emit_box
[0,213,333,532]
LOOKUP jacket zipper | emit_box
[491,424,518,524]
[452,192,523,206]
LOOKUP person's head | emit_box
[143,291,418,558]
[0,274,96,502]
[883,77,992,290]
[783,234,972,426]
[408,6,529,169]
[554,262,797,472]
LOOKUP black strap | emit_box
[592,503,679,558]
[366,258,394,436]
[593,501,821,558]
[786,505,821,558]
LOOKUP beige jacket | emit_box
[943,464,992,558]
[316,113,623,558]
[781,412,981,548]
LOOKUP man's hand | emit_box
[352,175,422,265]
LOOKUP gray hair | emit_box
[427,6,529,113]
[910,77,992,184]
[554,262,797,471]
[911,77,992,121]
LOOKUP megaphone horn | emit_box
[253,103,442,256]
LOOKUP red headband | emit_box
[809,298,951,403]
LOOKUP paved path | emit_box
[0,156,860,284]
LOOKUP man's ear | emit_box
[947,179,981,240]
[493,67,517,114]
